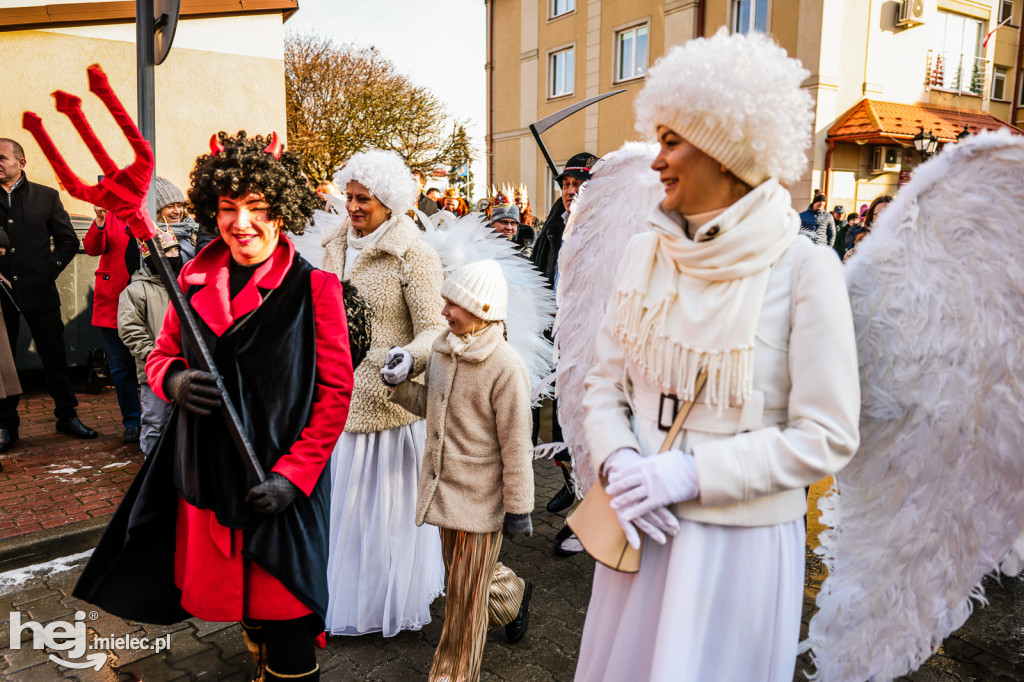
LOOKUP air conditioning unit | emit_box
[871,146,902,173]
[897,0,926,27]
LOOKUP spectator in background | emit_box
[799,192,835,246]
[85,202,142,443]
[831,205,849,259]
[426,187,442,206]
[117,229,182,456]
[844,194,892,263]
[413,171,439,217]
[154,177,197,261]
[843,212,864,253]
[0,230,21,468]
[0,137,95,452]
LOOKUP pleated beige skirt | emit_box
[429,528,525,682]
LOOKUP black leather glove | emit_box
[502,512,533,539]
[245,472,301,515]
[164,366,222,416]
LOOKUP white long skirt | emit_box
[325,421,445,636]
[575,517,805,682]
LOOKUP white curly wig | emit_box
[634,28,814,186]
[333,149,416,213]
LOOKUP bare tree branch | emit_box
[285,33,473,185]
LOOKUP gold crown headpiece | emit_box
[490,184,514,208]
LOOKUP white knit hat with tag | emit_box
[441,259,508,322]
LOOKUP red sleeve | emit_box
[145,273,190,401]
[82,218,109,256]
[272,271,353,495]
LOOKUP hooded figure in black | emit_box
[74,132,354,682]
[529,153,597,556]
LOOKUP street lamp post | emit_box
[912,127,939,161]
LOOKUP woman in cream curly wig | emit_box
[574,29,860,681]
[320,148,448,637]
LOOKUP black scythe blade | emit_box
[529,89,626,180]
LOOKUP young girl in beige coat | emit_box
[387,259,535,682]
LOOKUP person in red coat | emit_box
[74,132,353,682]
[84,207,141,441]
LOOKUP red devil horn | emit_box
[210,134,225,155]
[263,132,282,159]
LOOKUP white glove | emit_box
[600,448,680,548]
[380,347,414,386]
[607,450,699,526]
[601,447,642,485]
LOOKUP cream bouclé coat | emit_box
[322,214,447,433]
[390,324,535,533]
[584,235,860,526]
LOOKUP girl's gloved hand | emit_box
[380,347,413,386]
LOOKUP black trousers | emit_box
[0,305,78,427]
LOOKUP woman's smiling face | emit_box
[216,191,282,265]
[651,125,737,215]
[346,181,390,235]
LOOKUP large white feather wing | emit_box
[552,142,661,494]
[290,208,344,270]
[422,214,556,400]
[804,130,1024,681]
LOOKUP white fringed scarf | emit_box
[612,179,800,409]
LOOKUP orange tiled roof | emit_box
[827,99,1022,144]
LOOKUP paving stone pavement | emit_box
[1,403,1023,680]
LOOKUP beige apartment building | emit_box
[486,0,1023,216]
[0,0,297,220]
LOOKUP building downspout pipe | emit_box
[697,0,706,38]
[822,138,835,200]
[487,0,495,189]
[1013,5,1024,125]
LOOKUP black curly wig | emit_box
[188,131,320,235]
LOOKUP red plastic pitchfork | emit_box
[22,64,264,482]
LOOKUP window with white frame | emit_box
[992,66,1008,100]
[551,0,575,18]
[932,11,985,95]
[733,0,769,34]
[999,0,1014,24]
[549,48,575,98]
[615,24,649,82]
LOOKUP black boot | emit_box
[504,579,532,643]
[0,427,18,453]
[546,463,576,513]
[553,524,584,558]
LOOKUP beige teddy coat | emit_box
[390,323,535,533]
[322,214,447,433]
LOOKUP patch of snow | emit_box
[49,468,79,475]
[0,550,94,594]
[102,462,131,469]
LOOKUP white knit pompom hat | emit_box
[441,259,508,322]
[634,28,814,187]
[333,149,416,213]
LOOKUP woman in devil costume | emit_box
[74,131,354,682]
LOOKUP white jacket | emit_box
[583,235,860,526]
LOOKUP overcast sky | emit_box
[286,0,488,197]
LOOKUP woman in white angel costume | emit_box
[319,149,447,636]
[573,30,860,681]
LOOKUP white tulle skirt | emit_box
[575,517,805,682]
[325,421,445,636]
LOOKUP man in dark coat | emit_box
[530,152,596,557]
[0,138,96,451]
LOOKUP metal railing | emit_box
[926,50,989,97]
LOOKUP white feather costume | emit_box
[420,214,555,400]
[803,130,1024,681]
[545,142,661,494]
[294,208,555,402]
